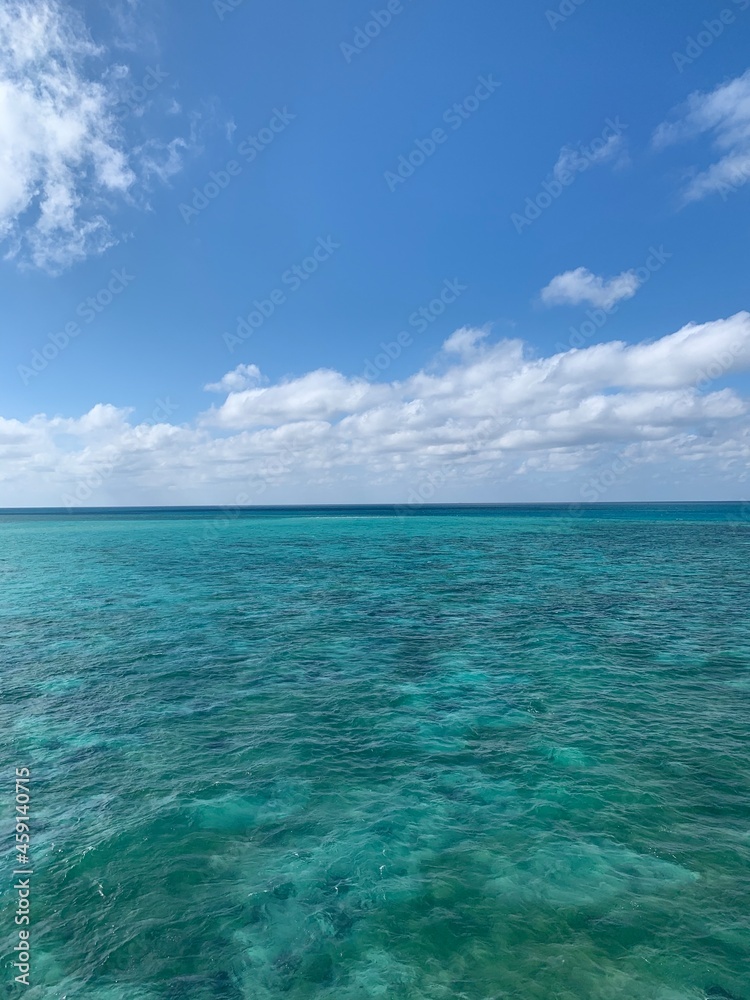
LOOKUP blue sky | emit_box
[1,0,749,504]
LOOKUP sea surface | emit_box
[1,504,749,1000]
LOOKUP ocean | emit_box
[2,504,749,999]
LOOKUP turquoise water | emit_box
[1,504,749,1000]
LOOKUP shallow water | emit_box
[1,505,749,999]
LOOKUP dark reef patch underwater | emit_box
[1,505,749,999]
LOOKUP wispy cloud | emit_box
[0,0,135,271]
[653,68,750,203]
[105,0,158,53]
[553,131,628,183]
[0,0,195,272]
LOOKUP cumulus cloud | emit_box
[653,69,750,202]
[540,267,642,310]
[2,314,750,506]
[442,327,490,357]
[204,364,263,393]
[203,369,390,429]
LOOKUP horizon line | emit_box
[0,501,746,513]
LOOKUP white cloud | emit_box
[442,327,490,357]
[2,314,750,505]
[653,69,750,202]
[0,0,191,272]
[203,369,390,429]
[0,0,134,270]
[137,137,190,184]
[540,267,642,310]
[105,0,158,54]
[204,364,263,393]
[553,133,627,183]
